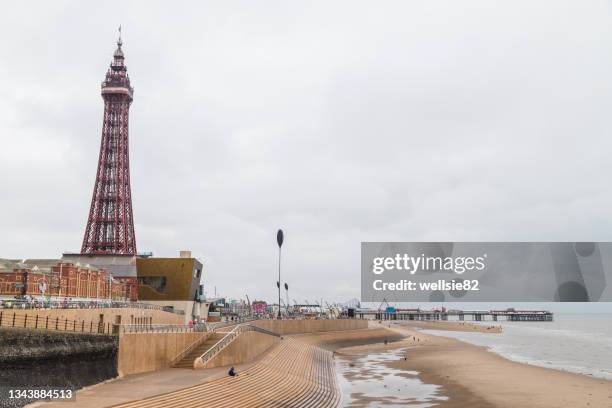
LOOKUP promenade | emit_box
[37,337,339,408]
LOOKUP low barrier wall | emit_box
[3,307,184,327]
[118,331,208,376]
[197,331,280,369]
[251,319,368,335]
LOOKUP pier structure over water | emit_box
[354,308,554,322]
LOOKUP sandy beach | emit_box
[305,322,612,408]
[25,322,612,407]
[392,319,502,333]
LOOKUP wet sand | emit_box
[303,324,612,408]
[334,346,451,407]
[393,319,502,333]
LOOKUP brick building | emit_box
[0,259,133,301]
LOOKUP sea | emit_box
[420,313,612,380]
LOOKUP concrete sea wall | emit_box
[194,320,368,369]
[117,331,208,376]
[251,319,368,335]
[117,320,367,375]
[196,331,280,369]
[0,328,118,408]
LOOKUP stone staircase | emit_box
[173,333,225,369]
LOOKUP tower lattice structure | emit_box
[81,34,137,255]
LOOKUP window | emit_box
[137,276,167,293]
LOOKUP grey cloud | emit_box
[1,1,612,305]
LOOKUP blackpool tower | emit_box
[81,32,137,255]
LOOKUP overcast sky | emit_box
[1,1,612,309]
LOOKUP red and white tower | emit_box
[81,32,137,255]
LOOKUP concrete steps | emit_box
[113,338,340,408]
[173,333,224,369]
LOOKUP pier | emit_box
[353,308,554,322]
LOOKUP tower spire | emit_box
[117,25,123,50]
[113,25,125,63]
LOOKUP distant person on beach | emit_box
[228,366,237,377]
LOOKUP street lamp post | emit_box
[276,229,284,319]
[284,283,289,315]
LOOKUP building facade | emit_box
[0,259,129,301]
[252,300,268,315]
[61,254,138,301]
[135,251,204,322]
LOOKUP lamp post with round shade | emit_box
[276,229,284,319]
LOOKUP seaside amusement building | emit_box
[63,32,138,300]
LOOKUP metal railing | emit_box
[172,331,211,366]
[118,323,207,334]
[0,310,115,335]
[114,318,257,335]
[199,323,280,367]
[0,300,185,315]
[170,318,260,366]
[206,316,256,331]
[246,324,281,337]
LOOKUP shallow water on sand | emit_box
[335,348,448,407]
[420,313,612,380]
